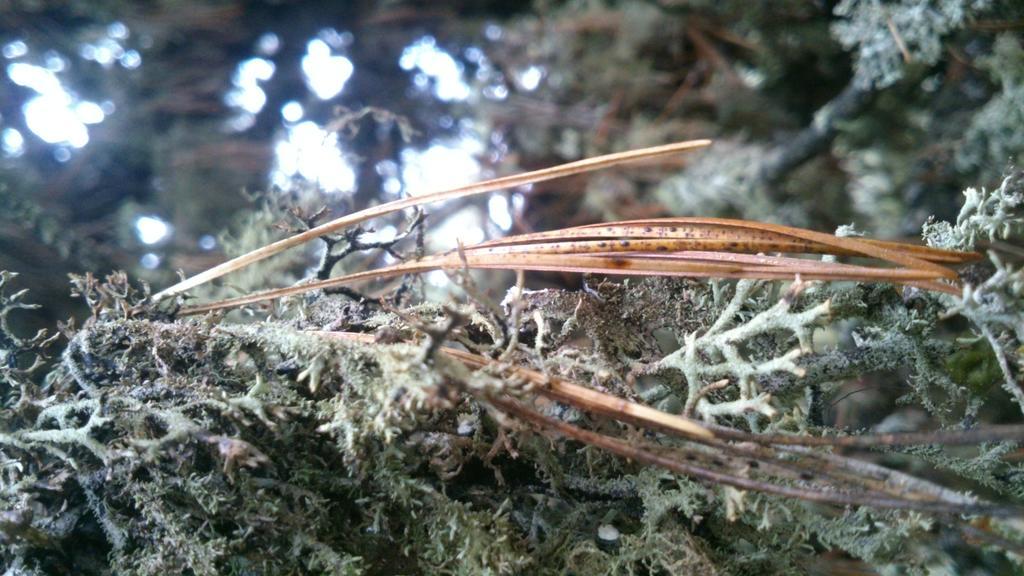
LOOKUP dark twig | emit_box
[759,82,875,191]
[315,208,426,280]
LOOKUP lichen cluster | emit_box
[3,0,1024,573]
[1,172,1023,574]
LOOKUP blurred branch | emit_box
[759,82,876,189]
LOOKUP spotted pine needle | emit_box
[153,139,712,301]
[178,217,976,315]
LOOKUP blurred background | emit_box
[1,0,1022,333]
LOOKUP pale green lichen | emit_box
[650,279,830,424]
[957,34,1024,175]
[654,142,787,223]
[924,170,1024,414]
[923,171,1024,251]
[1,226,1022,575]
[3,156,1024,576]
[832,0,991,89]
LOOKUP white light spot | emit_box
[2,128,25,157]
[198,234,217,250]
[225,86,266,114]
[376,160,402,195]
[597,524,620,542]
[512,192,525,212]
[107,22,129,40]
[120,49,141,69]
[517,65,543,91]
[464,46,484,63]
[426,270,449,287]
[93,40,120,67]
[383,177,401,195]
[400,135,482,196]
[375,159,398,176]
[74,101,105,124]
[44,51,66,72]
[488,195,512,230]
[7,62,62,93]
[272,120,356,193]
[135,215,172,245]
[226,57,275,115]
[225,112,256,132]
[281,100,303,122]
[483,84,508,100]
[23,95,89,147]
[3,40,28,59]
[301,38,353,100]
[319,28,346,48]
[257,32,280,55]
[399,36,470,101]
[140,253,161,269]
[433,207,485,249]
[484,24,503,41]
[238,57,275,83]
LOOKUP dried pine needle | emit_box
[154,139,712,301]
[156,140,980,316]
[315,330,1024,516]
[177,217,975,315]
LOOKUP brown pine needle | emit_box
[177,220,969,315]
[477,217,980,265]
[314,331,1024,516]
[153,139,711,301]
[491,395,1016,516]
[177,253,949,315]
[317,331,1024,449]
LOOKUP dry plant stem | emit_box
[310,332,1024,515]
[476,218,979,265]
[711,422,1024,448]
[315,331,1024,448]
[489,396,1018,516]
[774,444,980,506]
[175,213,978,315]
[178,245,962,315]
[451,341,1024,447]
[459,250,946,282]
[153,139,712,301]
[491,217,978,275]
[320,330,714,440]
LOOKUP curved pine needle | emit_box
[317,331,1024,449]
[492,396,1018,516]
[315,331,1024,516]
[153,139,712,301]
[178,246,956,315]
[479,218,980,270]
